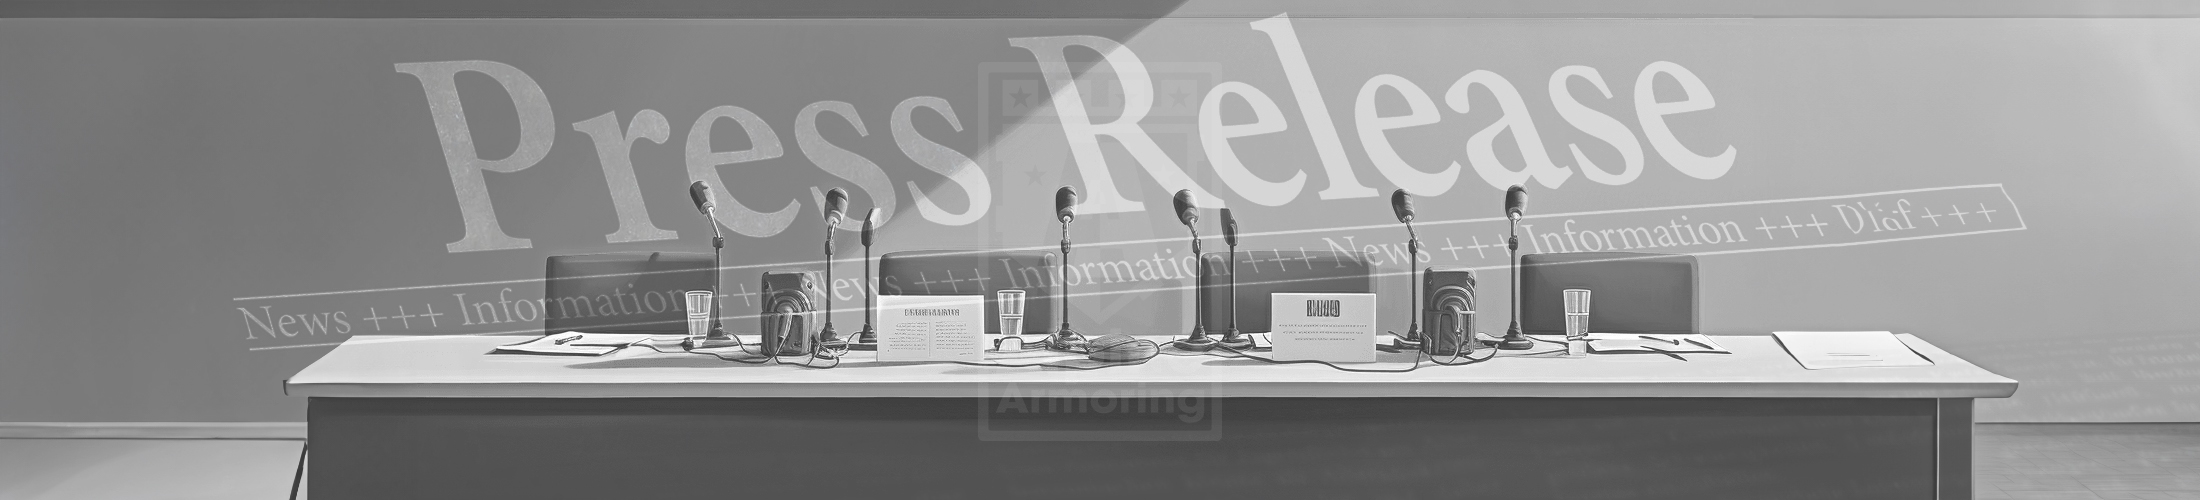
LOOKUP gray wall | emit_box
[1,11,2196,422]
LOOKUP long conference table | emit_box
[287,333,2015,499]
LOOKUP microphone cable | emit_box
[952,336,1163,370]
[633,340,846,369]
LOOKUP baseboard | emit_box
[0,422,305,440]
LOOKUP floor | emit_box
[0,424,2190,499]
[1975,424,2200,499]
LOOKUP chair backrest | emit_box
[543,252,715,336]
[1197,251,1376,333]
[1519,252,1698,335]
[877,250,1058,334]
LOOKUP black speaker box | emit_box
[760,270,823,355]
[1422,267,1477,355]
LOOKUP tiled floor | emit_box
[1975,424,2200,499]
[0,424,2191,499]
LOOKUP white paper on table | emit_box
[876,295,986,362]
[1268,293,1377,363]
[1772,331,1935,370]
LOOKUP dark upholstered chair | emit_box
[877,250,1059,334]
[1196,250,1376,333]
[1519,252,1698,335]
[542,252,715,336]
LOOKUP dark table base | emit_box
[308,397,1972,499]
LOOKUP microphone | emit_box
[689,181,715,214]
[860,208,880,247]
[1172,189,1199,228]
[1393,189,1425,346]
[1221,209,1239,246]
[1505,185,1528,221]
[1056,186,1079,223]
[1170,189,1213,351]
[823,188,850,226]
[1391,189,1415,223]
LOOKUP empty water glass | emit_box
[1563,288,1591,341]
[996,289,1027,335]
[685,290,713,344]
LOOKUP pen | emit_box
[554,334,583,345]
[1641,346,1687,361]
[1639,335,1680,345]
[1683,338,1714,350]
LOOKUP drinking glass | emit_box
[1562,288,1591,341]
[685,290,713,344]
[996,289,1027,335]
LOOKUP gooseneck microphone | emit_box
[690,181,716,214]
[1391,189,1415,224]
[1051,187,1084,350]
[687,182,730,344]
[1498,184,1534,350]
[1217,209,1251,349]
[820,187,851,345]
[1173,189,1199,228]
[1392,189,1424,348]
[1057,186,1078,224]
[854,208,882,349]
[1506,185,1528,222]
[1171,189,1216,351]
[824,188,850,228]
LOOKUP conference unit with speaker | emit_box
[759,270,826,356]
[1421,267,1478,356]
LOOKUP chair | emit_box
[1196,251,1376,333]
[1519,252,1698,335]
[877,250,1058,334]
[542,252,715,336]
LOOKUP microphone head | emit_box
[1055,186,1078,223]
[1221,208,1239,246]
[1505,185,1528,219]
[1171,189,1199,228]
[1390,189,1415,223]
[823,188,850,224]
[689,181,715,214]
[860,208,881,246]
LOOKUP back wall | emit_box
[1,14,2194,422]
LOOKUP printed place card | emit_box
[877,295,986,362]
[1269,293,1378,363]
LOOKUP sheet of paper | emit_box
[1269,293,1377,363]
[547,332,656,347]
[1772,331,1935,370]
[876,295,986,362]
[1587,333,1729,354]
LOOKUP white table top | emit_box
[285,334,2017,399]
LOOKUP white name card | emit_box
[1269,293,1377,363]
[877,295,986,362]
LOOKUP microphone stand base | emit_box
[1045,328,1087,352]
[1214,337,1254,351]
[1172,336,1219,352]
[1495,337,1537,350]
